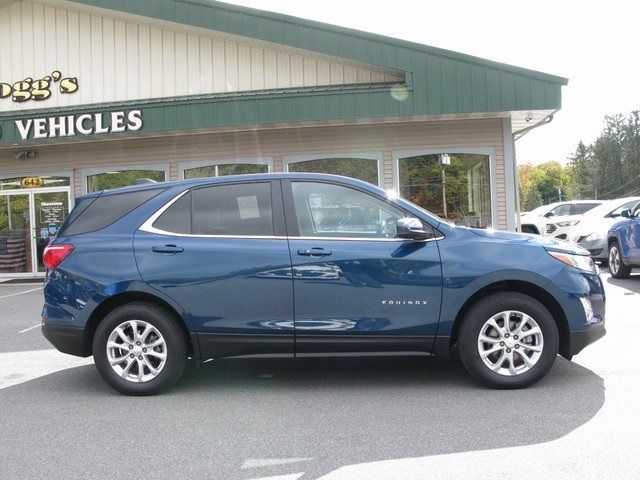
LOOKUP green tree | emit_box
[570,111,640,199]
[568,141,595,199]
[518,164,543,211]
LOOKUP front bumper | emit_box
[42,324,89,357]
[568,320,606,356]
[577,237,608,260]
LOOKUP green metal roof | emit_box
[0,0,567,144]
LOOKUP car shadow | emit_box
[0,356,604,480]
[606,275,640,294]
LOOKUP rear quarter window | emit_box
[60,189,164,236]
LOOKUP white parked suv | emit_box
[567,197,640,262]
[520,200,603,237]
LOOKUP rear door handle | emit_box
[152,245,184,254]
[297,248,332,257]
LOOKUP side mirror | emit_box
[621,209,632,218]
[544,211,554,218]
[396,218,432,240]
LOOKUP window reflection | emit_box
[86,170,166,192]
[399,154,492,227]
[183,164,268,179]
[287,158,379,185]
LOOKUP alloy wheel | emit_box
[609,246,620,275]
[477,310,544,376]
[106,320,167,383]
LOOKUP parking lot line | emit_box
[18,324,41,334]
[0,287,42,300]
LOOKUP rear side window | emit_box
[61,189,163,236]
[571,203,600,215]
[152,183,274,236]
[193,183,273,236]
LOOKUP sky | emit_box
[224,0,640,166]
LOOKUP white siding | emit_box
[0,1,403,113]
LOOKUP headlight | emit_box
[556,220,580,227]
[586,231,606,241]
[548,251,597,273]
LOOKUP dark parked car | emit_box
[42,174,605,395]
[608,205,640,278]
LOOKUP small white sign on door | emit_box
[237,195,260,220]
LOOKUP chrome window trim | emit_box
[139,189,443,243]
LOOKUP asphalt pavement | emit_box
[1,272,639,480]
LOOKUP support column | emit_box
[502,118,519,231]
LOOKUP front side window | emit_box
[153,183,274,236]
[291,182,415,239]
[610,200,640,217]
[549,204,571,217]
[87,169,166,193]
[183,163,268,179]
[287,158,379,185]
[398,154,492,228]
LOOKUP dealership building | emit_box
[0,0,566,277]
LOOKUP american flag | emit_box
[0,235,27,271]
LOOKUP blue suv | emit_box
[42,174,605,395]
[608,204,640,278]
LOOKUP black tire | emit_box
[458,292,559,389]
[93,303,187,396]
[608,241,631,279]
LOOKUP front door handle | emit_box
[297,248,332,257]
[152,245,184,254]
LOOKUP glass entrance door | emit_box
[0,193,32,274]
[0,188,71,277]
[33,191,70,272]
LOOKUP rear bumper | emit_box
[568,320,606,356]
[42,324,89,357]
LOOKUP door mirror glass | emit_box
[396,218,432,240]
[621,209,632,218]
[544,211,554,218]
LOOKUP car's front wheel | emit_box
[93,303,187,395]
[458,293,559,389]
[608,241,631,279]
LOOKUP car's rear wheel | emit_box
[608,241,631,279]
[93,303,187,395]
[458,293,559,389]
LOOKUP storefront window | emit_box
[398,153,492,227]
[287,158,379,185]
[0,176,71,190]
[183,163,268,179]
[86,170,166,193]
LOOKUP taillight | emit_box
[43,244,74,270]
